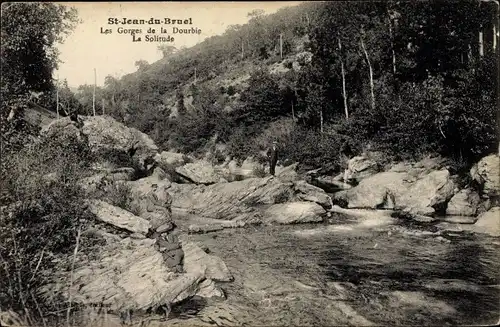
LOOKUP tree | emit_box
[247,9,265,20]
[239,69,286,123]
[1,3,79,122]
[134,59,149,71]
[157,44,177,58]
[176,87,186,116]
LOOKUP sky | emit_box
[54,1,303,88]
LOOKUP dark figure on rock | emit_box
[267,141,279,176]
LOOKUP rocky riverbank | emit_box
[2,115,497,327]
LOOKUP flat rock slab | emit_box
[182,241,233,282]
[263,202,325,224]
[330,206,397,227]
[442,216,477,224]
[87,199,151,234]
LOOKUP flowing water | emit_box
[170,216,500,326]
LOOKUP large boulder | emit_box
[472,207,500,237]
[344,156,379,183]
[175,160,225,185]
[87,200,151,234]
[80,115,158,170]
[340,169,456,216]
[471,154,500,197]
[276,163,300,182]
[43,115,159,171]
[446,188,481,216]
[342,172,409,209]
[41,118,87,144]
[155,151,188,168]
[293,180,333,209]
[397,169,456,216]
[263,202,325,224]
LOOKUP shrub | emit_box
[283,61,293,69]
[95,181,133,211]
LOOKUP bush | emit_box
[279,125,345,173]
[94,181,133,211]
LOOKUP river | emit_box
[168,215,500,326]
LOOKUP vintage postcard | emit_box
[1,1,499,326]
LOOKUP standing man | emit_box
[267,140,279,176]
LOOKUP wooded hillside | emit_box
[63,1,500,172]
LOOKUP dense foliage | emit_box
[0,3,90,324]
[84,1,497,172]
[1,2,79,153]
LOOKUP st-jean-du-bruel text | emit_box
[108,17,193,25]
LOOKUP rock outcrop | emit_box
[446,188,480,216]
[471,154,500,197]
[182,241,233,282]
[126,172,173,231]
[43,115,159,171]
[42,235,229,315]
[276,163,300,182]
[155,151,190,168]
[263,202,325,224]
[169,176,333,221]
[78,167,136,195]
[81,115,158,170]
[472,207,500,237]
[344,156,379,184]
[175,160,226,185]
[337,168,456,216]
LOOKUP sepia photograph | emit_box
[1,1,499,326]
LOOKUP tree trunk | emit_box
[320,108,324,133]
[360,33,375,112]
[291,100,295,120]
[279,33,283,59]
[388,16,396,75]
[241,40,244,59]
[338,38,349,119]
[479,27,484,57]
[494,24,497,52]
